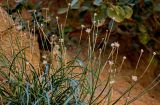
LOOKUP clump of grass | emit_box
[0,2,160,105]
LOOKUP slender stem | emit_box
[140,53,156,78]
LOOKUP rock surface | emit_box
[0,7,40,80]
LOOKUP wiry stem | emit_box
[134,49,144,75]
[140,52,156,78]
[63,3,70,30]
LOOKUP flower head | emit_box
[85,28,91,33]
[56,16,59,20]
[114,42,120,47]
[42,8,49,10]
[16,25,23,31]
[109,80,115,84]
[59,38,64,43]
[132,75,138,82]
[81,24,85,28]
[26,61,29,65]
[42,55,47,59]
[153,52,156,55]
[94,13,97,16]
[123,56,126,60]
[109,60,114,66]
[111,43,115,48]
[68,3,71,6]
[141,49,144,53]
[93,21,96,24]
[42,60,48,65]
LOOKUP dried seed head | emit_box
[132,75,138,82]
[141,49,144,53]
[16,25,23,31]
[123,56,126,60]
[109,61,114,66]
[94,13,97,16]
[42,8,49,10]
[153,52,156,55]
[59,38,64,43]
[112,17,115,20]
[68,3,71,6]
[111,43,115,47]
[41,23,44,27]
[114,42,120,47]
[42,60,48,65]
[56,16,59,20]
[109,80,115,84]
[26,61,29,65]
[85,28,91,33]
[81,24,85,28]
[42,55,47,59]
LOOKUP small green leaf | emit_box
[139,33,149,45]
[139,24,147,33]
[99,4,108,18]
[123,6,133,19]
[115,6,125,17]
[64,26,73,34]
[138,24,149,45]
[107,5,124,22]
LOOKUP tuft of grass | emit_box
[0,2,160,105]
